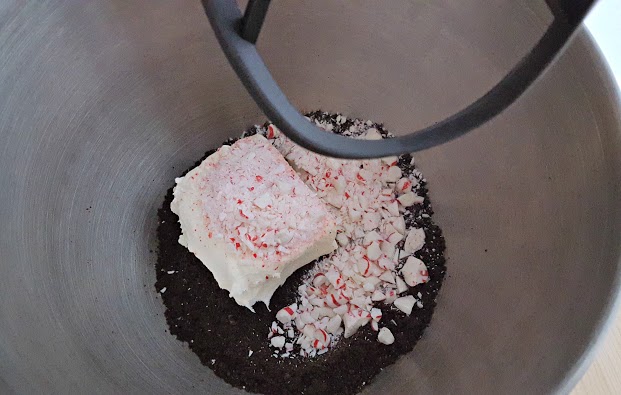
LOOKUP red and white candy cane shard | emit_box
[370,307,382,321]
[275,304,297,324]
[266,124,280,139]
[313,273,328,287]
[396,177,412,193]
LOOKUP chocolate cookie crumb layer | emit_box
[155,111,446,395]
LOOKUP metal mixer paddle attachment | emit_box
[202,0,595,159]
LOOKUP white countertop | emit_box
[575,0,621,393]
[586,0,621,87]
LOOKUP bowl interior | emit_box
[0,0,620,393]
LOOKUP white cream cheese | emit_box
[171,134,337,310]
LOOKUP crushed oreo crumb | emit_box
[155,111,446,395]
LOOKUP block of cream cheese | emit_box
[171,134,338,310]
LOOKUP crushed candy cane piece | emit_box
[396,178,412,193]
[394,296,416,315]
[271,336,286,348]
[377,327,395,345]
[396,276,409,294]
[397,192,423,207]
[276,304,298,324]
[404,228,425,254]
[371,290,386,302]
[401,256,430,286]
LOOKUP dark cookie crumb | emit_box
[155,111,446,395]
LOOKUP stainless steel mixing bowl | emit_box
[1,1,620,394]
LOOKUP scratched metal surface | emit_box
[0,1,620,394]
